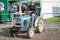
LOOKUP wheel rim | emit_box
[28,28,34,38]
[38,19,43,32]
[29,30,34,37]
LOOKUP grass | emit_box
[44,16,60,22]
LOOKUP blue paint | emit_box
[15,15,31,27]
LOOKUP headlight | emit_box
[16,18,20,23]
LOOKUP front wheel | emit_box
[27,27,34,39]
[10,27,18,37]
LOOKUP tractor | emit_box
[9,1,43,39]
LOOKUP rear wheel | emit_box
[37,19,43,32]
[35,17,43,33]
[27,27,34,39]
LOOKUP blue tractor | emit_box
[9,1,43,39]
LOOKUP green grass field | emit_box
[44,16,60,22]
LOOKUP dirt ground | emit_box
[0,21,60,40]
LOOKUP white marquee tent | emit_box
[31,0,60,19]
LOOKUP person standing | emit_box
[13,6,17,13]
[21,3,27,13]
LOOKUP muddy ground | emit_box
[0,21,60,40]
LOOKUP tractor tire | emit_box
[10,30,14,37]
[35,17,43,33]
[27,27,34,39]
[10,29,18,37]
